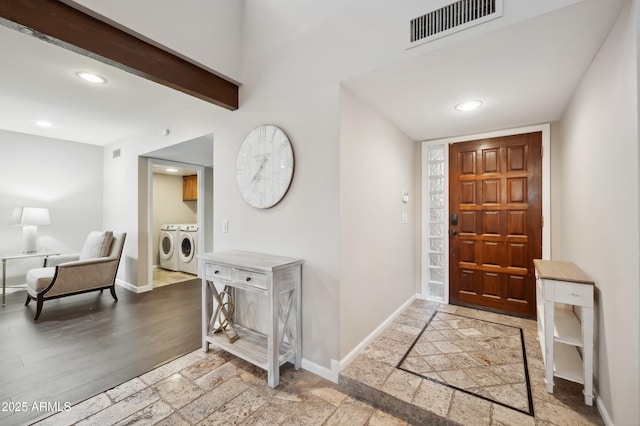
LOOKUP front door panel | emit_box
[449,132,542,317]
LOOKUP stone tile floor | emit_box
[340,299,604,426]
[34,349,404,426]
[396,311,533,416]
[34,299,604,425]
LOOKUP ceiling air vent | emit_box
[409,0,503,48]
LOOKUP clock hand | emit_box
[251,156,268,185]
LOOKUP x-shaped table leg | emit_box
[209,284,239,343]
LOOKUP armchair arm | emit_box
[56,256,117,268]
[45,253,80,267]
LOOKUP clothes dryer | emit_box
[159,224,180,271]
[178,224,198,275]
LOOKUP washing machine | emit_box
[159,224,180,271]
[178,224,199,275]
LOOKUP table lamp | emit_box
[12,207,51,253]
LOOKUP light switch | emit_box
[222,220,228,233]
[401,212,408,224]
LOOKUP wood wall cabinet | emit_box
[534,259,594,406]
[183,175,197,201]
[200,250,304,388]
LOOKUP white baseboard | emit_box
[319,293,419,382]
[596,393,614,426]
[301,358,339,383]
[296,294,419,384]
[116,279,152,293]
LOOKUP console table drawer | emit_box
[550,280,593,307]
[205,263,232,281]
[234,269,267,290]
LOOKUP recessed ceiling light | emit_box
[166,168,179,173]
[35,120,54,128]
[455,100,483,111]
[76,71,107,84]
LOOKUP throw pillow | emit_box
[79,231,106,260]
[99,231,114,257]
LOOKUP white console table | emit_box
[534,259,594,405]
[200,250,303,388]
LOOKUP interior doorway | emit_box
[151,160,201,288]
[421,124,550,317]
[138,134,214,291]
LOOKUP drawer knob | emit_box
[246,277,252,282]
[214,270,220,274]
[570,292,580,297]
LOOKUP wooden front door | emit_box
[449,132,542,317]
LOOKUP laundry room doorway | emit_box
[151,160,201,287]
[141,134,214,290]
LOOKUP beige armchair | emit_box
[25,231,126,320]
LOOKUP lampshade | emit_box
[12,207,51,226]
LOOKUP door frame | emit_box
[421,123,551,302]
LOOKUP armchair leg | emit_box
[34,297,43,321]
[25,294,31,306]
[110,286,118,302]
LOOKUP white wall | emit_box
[0,130,103,283]
[210,102,342,370]
[554,1,640,424]
[151,173,197,266]
[339,88,417,357]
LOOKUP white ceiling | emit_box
[344,0,626,141]
[0,0,626,148]
[0,23,214,146]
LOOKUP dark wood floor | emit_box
[0,280,201,426]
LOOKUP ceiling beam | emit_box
[0,0,239,110]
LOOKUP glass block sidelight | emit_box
[430,267,444,282]
[429,238,443,253]
[429,178,444,192]
[425,144,447,302]
[428,145,445,162]
[429,162,444,177]
[429,281,445,299]
[429,253,443,268]
[429,193,444,208]
[429,208,443,222]
[429,223,444,237]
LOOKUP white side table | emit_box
[200,250,303,388]
[534,259,594,405]
[2,250,60,306]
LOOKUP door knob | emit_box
[451,229,458,236]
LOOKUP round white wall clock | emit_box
[236,125,294,209]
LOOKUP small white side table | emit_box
[2,250,60,306]
[200,250,303,388]
[534,259,595,405]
